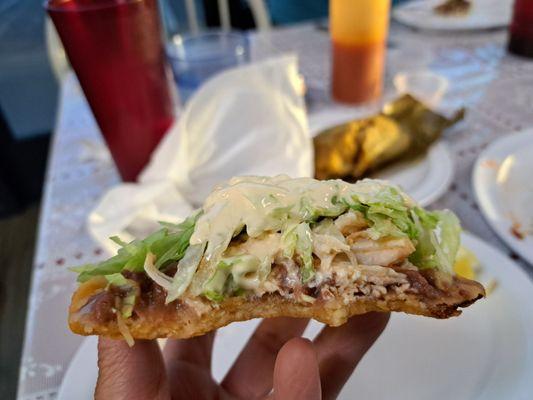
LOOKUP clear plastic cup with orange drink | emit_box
[330,0,391,104]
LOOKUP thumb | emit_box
[273,338,321,400]
[95,338,170,400]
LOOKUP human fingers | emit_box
[95,338,169,400]
[272,337,321,400]
[222,317,309,399]
[163,332,219,399]
[163,331,216,370]
[313,312,390,400]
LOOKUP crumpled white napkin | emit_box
[88,55,313,253]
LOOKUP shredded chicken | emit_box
[259,256,301,297]
[312,233,355,273]
[334,210,368,235]
[183,298,212,317]
[318,260,410,305]
[192,215,417,303]
[346,231,415,266]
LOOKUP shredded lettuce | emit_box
[298,197,347,221]
[342,186,417,240]
[281,222,298,258]
[313,218,347,242]
[204,290,225,303]
[105,273,129,286]
[203,259,234,302]
[408,208,461,274]
[109,236,128,247]
[312,219,357,269]
[434,210,461,272]
[203,255,261,301]
[71,178,464,308]
[339,188,461,273]
[295,223,314,282]
[231,255,262,289]
[72,211,202,283]
[365,214,405,240]
[104,273,138,318]
[143,252,173,290]
[165,243,206,304]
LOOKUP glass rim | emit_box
[44,0,143,13]
[167,31,248,64]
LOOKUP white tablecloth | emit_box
[17,23,533,399]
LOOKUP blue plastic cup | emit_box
[167,31,249,103]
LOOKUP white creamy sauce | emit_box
[186,175,414,295]
[226,233,281,289]
[191,175,409,250]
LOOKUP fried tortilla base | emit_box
[69,275,484,340]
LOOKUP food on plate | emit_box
[454,246,499,296]
[453,246,480,280]
[434,0,472,17]
[69,176,485,342]
[314,95,465,181]
[510,221,527,240]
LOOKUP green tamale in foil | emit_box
[314,94,465,181]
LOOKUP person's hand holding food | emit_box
[95,313,389,399]
[68,176,484,399]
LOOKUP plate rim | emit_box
[408,140,454,206]
[308,111,454,207]
[472,129,533,266]
[392,0,511,32]
[57,335,98,400]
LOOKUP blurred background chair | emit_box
[164,0,271,34]
[248,0,271,30]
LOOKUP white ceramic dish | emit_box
[58,232,533,400]
[393,0,513,31]
[309,110,454,207]
[473,129,533,265]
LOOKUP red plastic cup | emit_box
[508,0,533,58]
[46,0,176,181]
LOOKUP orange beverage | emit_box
[330,0,391,104]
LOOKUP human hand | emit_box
[95,312,389,400]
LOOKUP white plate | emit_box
[309,110,454,207]
[58,232,533,400]
[393,0,513,31]
[473,129,533,266]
